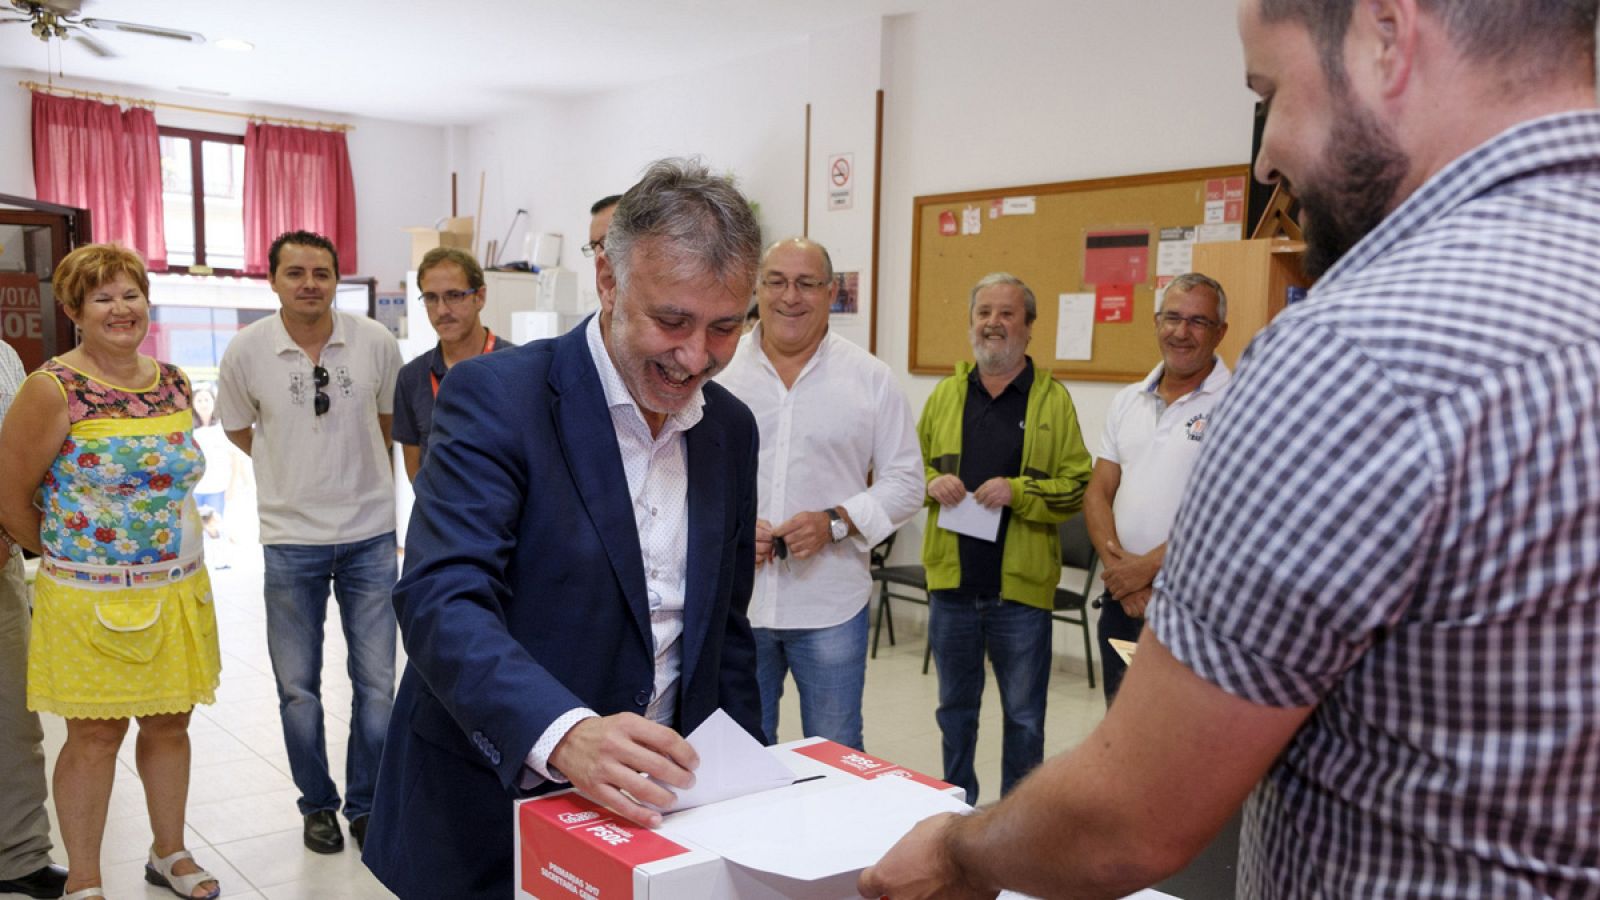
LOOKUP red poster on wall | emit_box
[1083,230,1150,285]
[0,272,44,372]
[1095,284,1134,323]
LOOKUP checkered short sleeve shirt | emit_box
[1148,111,1600,898]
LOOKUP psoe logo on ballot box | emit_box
[584,823,635,847]
[0,272,43,342]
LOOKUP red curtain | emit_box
[243,123,358,275]
[31,92,167,269]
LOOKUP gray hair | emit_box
[1259,0,1597,88]
[968,272,1037,325]
[606,158,762,297]
[759,237,834,281]
[1157,272,1228,323]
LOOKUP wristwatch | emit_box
[826,508,848,543]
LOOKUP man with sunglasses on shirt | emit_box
[217,229,404,857]
[392,248,513,483]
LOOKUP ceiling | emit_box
[1,0,930,125]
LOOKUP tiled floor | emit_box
[23,549,1108,900]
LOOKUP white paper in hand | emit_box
[644,709,794,813]
[938,494,1002,542]
[671,775,972,881]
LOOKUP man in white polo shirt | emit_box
[217,229,403,855]
[1083,272,1229,703]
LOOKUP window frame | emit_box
[158,126,248,277]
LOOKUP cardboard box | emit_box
[515,738,964,899]
[404,217,475,267]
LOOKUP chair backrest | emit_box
[1059,511,1096,572]
[1059,512,1100,597]
[870,531,896,569]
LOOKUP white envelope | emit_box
[645,709,795,813]
[938,494,1002,542]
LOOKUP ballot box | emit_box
[514,737,965,899]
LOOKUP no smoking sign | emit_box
[827,153,854,210]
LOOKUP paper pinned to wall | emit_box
[1055,292,1095,360]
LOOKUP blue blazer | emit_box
[363,320,762,899]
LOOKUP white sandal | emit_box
[63,889,106,900]
[145,846,221,900]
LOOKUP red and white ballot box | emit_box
[515,738,966,900]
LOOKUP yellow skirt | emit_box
[28,565,221,719]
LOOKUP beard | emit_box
[972,336,1025,373]
[1296,89,1409,281]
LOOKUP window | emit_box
[159,127,246,274]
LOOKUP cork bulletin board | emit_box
[909,165,1251,381]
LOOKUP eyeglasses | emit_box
[420,289,480,309]
[313,365,330,417]
[580,239,604,258]
[1156,312,1220,331]
[759,275,830,295]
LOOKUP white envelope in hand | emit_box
[939,494,1002,542]
[644,709,795,813]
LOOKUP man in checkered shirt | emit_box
[861,1,1600,898]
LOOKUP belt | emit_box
[41,556,202,588]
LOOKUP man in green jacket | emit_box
[918,272,1092,804]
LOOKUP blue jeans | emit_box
[1096,591,1143,706]
[928,591,1052,805]
[753,605,869,750]
[263,532,397,821]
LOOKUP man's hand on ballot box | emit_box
[549,712,699,829]
[857,812,997,900]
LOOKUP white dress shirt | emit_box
[524,315,700,782]
[717,327,925,629]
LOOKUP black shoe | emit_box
[303,810,344,854]
[0,863,68,899]
[349,814,369,852]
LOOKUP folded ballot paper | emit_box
[644,709,796,813]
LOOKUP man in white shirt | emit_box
[217,230,403,856]
[718,238,924,749]
[1084,273,1230,703]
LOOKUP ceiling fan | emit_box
[0,0,205,58]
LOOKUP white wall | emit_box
[457,42,810,309]
[0,66,449,292]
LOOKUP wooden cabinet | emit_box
[1190,239,1308,368]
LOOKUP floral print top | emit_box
[32,358,205,566]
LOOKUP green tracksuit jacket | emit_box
[918,361,1092,609]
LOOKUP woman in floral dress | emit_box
[0,245,222,900]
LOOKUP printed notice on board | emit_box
[1056,293,1095,360]
[1196,222,1242,243]
[1156,226,1197,277]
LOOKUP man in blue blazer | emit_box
[363,159,765,899]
